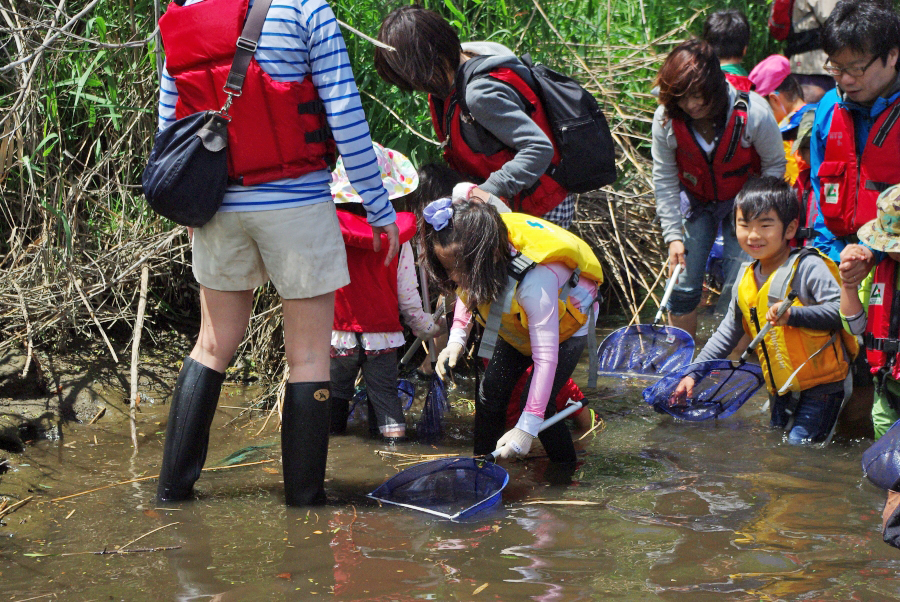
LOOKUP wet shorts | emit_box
[191,202,349,299]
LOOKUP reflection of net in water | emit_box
[642,360,764,421]
[369,457,509,521]
[597,324,695,376]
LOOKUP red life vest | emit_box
[725,73,754,93]
[333,211,417,334]
[671,92,762,203]
[428,66,567,216]
[158,0,334,186]
[865,258,900,382]
[816,96,900,237]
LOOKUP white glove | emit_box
[421,318,446,339]
[494,427,534,459]
[435,342,464,380]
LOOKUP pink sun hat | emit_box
[748,55,791,97]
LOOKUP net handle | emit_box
[740,290,798,362]
[653,263,682,325]
[483,399,586,462]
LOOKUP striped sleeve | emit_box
[157,63,179,131]
[304,1,395,227]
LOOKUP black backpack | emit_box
[456,54,617,194]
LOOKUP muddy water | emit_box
[2,321,900,600]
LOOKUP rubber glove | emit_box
[435,342,464,380]
[494,427,534,459]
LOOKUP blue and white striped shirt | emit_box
[157,0,395,226]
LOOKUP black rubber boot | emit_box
[329,397,349,435]
[157,357,225,502]
[282,382,331,506]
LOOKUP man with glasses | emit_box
[809,0,900,265]
[808,0,900,441]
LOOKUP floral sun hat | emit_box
[331,142,418,203]
[858,185,900,253]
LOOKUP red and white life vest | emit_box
[333,211,417,334]
[158,0,334,186]
[816,97,900,237]
[865,258,900,382]
[671,92,762,203]
[793,167,818,246]
[428,66,567,216]
[725,73,754,93]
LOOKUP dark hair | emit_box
[823,0,900,66]
[735,176,799,230]
[421,200,510,310]
[702,10,750,60]
[374,5,462,98]
[402,162,469,217]
[775,74,804,102]
[656,40,729,123]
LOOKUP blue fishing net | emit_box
[862,418,900,490]
[597,324,695,376]
[347,378,416,423]
[368,457,509,520]
[642,359,764,421]
[416,373,447,442]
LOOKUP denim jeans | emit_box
[771,381,846,444]
[667,202,749,315]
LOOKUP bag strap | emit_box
[220,0,274,112]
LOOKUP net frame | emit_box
[368,457,509,521]
[642,359,765,421]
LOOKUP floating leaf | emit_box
[473,583,489,595]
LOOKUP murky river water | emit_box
[2,319,899,601]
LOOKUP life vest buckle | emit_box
[865,332,900,354]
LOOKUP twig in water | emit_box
[129,266,149,450]
[117,521,179,551]
[0,495,33,519]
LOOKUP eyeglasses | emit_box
[823,55,880,78]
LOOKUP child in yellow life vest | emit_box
[675,176,855,444]
[839,185,900,439]
[420,199,602,462]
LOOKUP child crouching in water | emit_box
[840,185,900,439]
[421,198,602,461]
[330,145,444,442]
[675,176,856,444]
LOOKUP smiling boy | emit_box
[676,177,856,444]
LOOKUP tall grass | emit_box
[0,0,781,383]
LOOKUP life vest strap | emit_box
[864,332,900,355]
[297,99,325,114]
[873,102,900,148]
[478,275,518,361]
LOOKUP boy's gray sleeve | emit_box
[694,300,746,363]
[786,256,843,330]
[465,78,555,200]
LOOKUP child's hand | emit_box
[372,222,400,266]
[839,244,875,288]
[766,301,792,326]
[669,376,695,406]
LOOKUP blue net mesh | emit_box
[597,324,695,376]
[347,379,416,423]
[416,373,447,442]
[368,457,509,520]
[642,359,764,421]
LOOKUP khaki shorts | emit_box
[192,202,349,299]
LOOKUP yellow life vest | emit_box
[463,213,604,356]
[735,248,858,395]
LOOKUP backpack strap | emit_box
[477,252,536,360]
[722,92,750,164]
